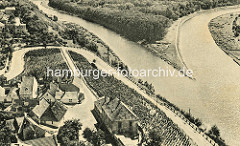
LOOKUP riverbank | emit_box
[209,12,240,65]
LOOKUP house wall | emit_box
[111,120,138,137]
[61,98,78,104]
[61,92,79,104]
[93,102,139,138]
[42,120,61,128]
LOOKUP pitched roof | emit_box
[24,136,58,146]
[16,117,24,128]
[95,97,138,121]
[50,101,67,121]
[59,84,79,93]
[6,119,16,131]
[61,92,78,101]
[39,100,67,122]
[32,98,50,118]
[40,91,56,103]
[48,82,60,97]
[55,91,64,100]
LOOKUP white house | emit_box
[19,76,38,99]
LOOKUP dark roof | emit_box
[24,136,58,146]
[59,84,79,93]
[40,100,67,122]
[51,101,67,121]
[95,97,138,121]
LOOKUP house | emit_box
[40,90,56,104]
[58,83,82,104]
[17,117,45,141]
[93,97,139,139]
[19,76,38,99]
[24,136,60,146]
[13,17,26,34]
[5,7,15,15]
[31,98,67,128]
[5,17,27,34]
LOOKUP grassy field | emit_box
[23,49,68,80]
[209,13,240,65]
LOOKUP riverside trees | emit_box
[49,0,240,43]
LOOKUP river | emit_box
[33,1,240,145]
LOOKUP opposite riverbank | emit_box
[209,12,240,65]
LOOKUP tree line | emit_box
[49,0,240,43]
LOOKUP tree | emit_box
[0,113,17,144]
[83,128,106,146]
[146,129,162,146]
[57,119,83,146]
[208,125,220,138]
[194,118,202,127]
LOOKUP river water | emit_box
[34,1,240,145]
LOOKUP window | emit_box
[69,99,72,102]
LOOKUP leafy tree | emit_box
[146,129,162,146]
[83,128,106,146]
[208,125,220,138]
[0,113,17,144]
[57,119,83,146]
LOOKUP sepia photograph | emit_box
[0,0,239,145]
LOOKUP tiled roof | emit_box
[6,119,15,131]
[32,98,50,118]
[51,101,67,121]
[36,100,67,122]
[40,91,56,103]
[24,136,58,146]
[59,84,79,93]
[95,97,138,121]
